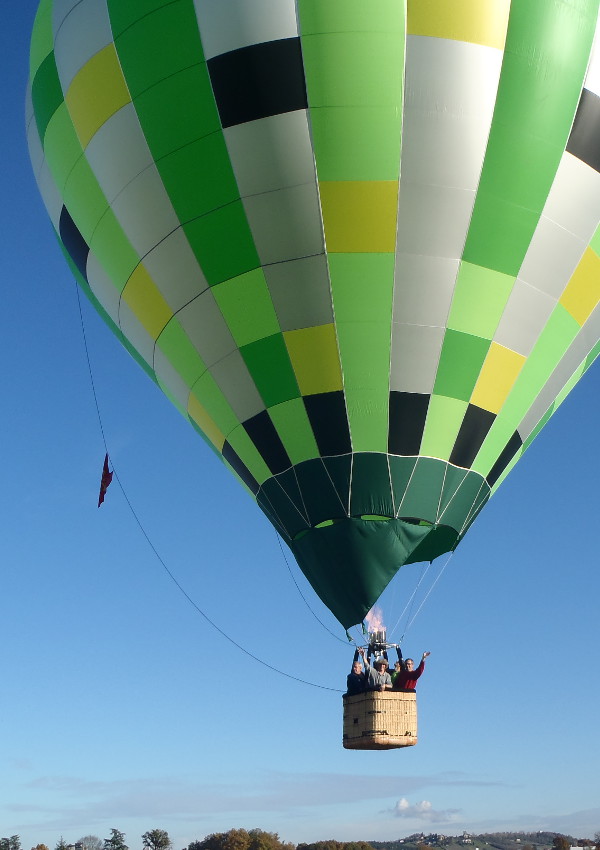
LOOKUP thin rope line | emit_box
[270,475,310,525]
[435,464,449,523]
[291,465,311,521]
[436,467,470,524]
[73,286,343,693]
[257,486,296,539]
[395,457,420,519]
[389,560,432,641]
[398,573,426,642]
[352,624,364,642]
[403,551,454,633]
[114,472,342,692]
[317,455,349,514]
[347,453,354,514]
[458,480,489,536]
[74,284,108,452]
[276,533,352,646]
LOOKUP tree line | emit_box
[1,829,299,850]
[2,829,600,850]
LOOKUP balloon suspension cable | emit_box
[388,560,433,642]
[401,551,454,640]
[74,286,343,693]
[275,532,354,646]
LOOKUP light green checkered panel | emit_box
[329,254,395,452]
[299,0,404,181]
[462,0,597,277]
[299,0,404,453]
[33,55,145,310]
[107,0,275,466]
[473,305,580,476]
[29,0,53,80]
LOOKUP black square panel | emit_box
[567,88,600,174]
[243,409,291,475]
[449,404,496,469]
[59,206,89,281]
[388,392,430,456]
[303,391,351,457]
[486,430,523,487]
[208,38,308,128]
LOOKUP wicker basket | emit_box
[342,690,417,750]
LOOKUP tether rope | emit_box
[74,285,343,693]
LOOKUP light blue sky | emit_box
[3,5,600,850]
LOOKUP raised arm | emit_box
[358,646,370,670]
[414,651,430,679]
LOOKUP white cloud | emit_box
[390,798,462,824]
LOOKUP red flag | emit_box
[98,453,113,507]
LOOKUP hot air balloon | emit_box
[27,0,600,641]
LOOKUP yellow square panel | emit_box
[407,0,510,49]
[66,44,131,148]
[188,396,225,451]
[559,247,600,327]
[284,324,343,395]
[471,342,525,414]
[319,181,398,252]
[122,264,173,340]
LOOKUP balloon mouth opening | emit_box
[292,515,436,542]
[290,515,459,629]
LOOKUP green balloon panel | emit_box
[27,0,600,627]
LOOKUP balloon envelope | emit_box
[27,0,600,628]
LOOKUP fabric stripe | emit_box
[268,398,320,465]
[392,34,504,457]
[470,343,526,414]
[53,0,113,91]
[299,0,404,454]
[473,305,580,476]
[31,51,63,142]
[461,0,597,277]
[486,431,522,487]
[30,0,54,80]
[210,351,265,422]
[65,45,131,148]
[407,0,510,49]
[284,325,343,396]
[421,395,468,460]
[243,409,292,475]
[518,301,600,441]
[196,0,298,60]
